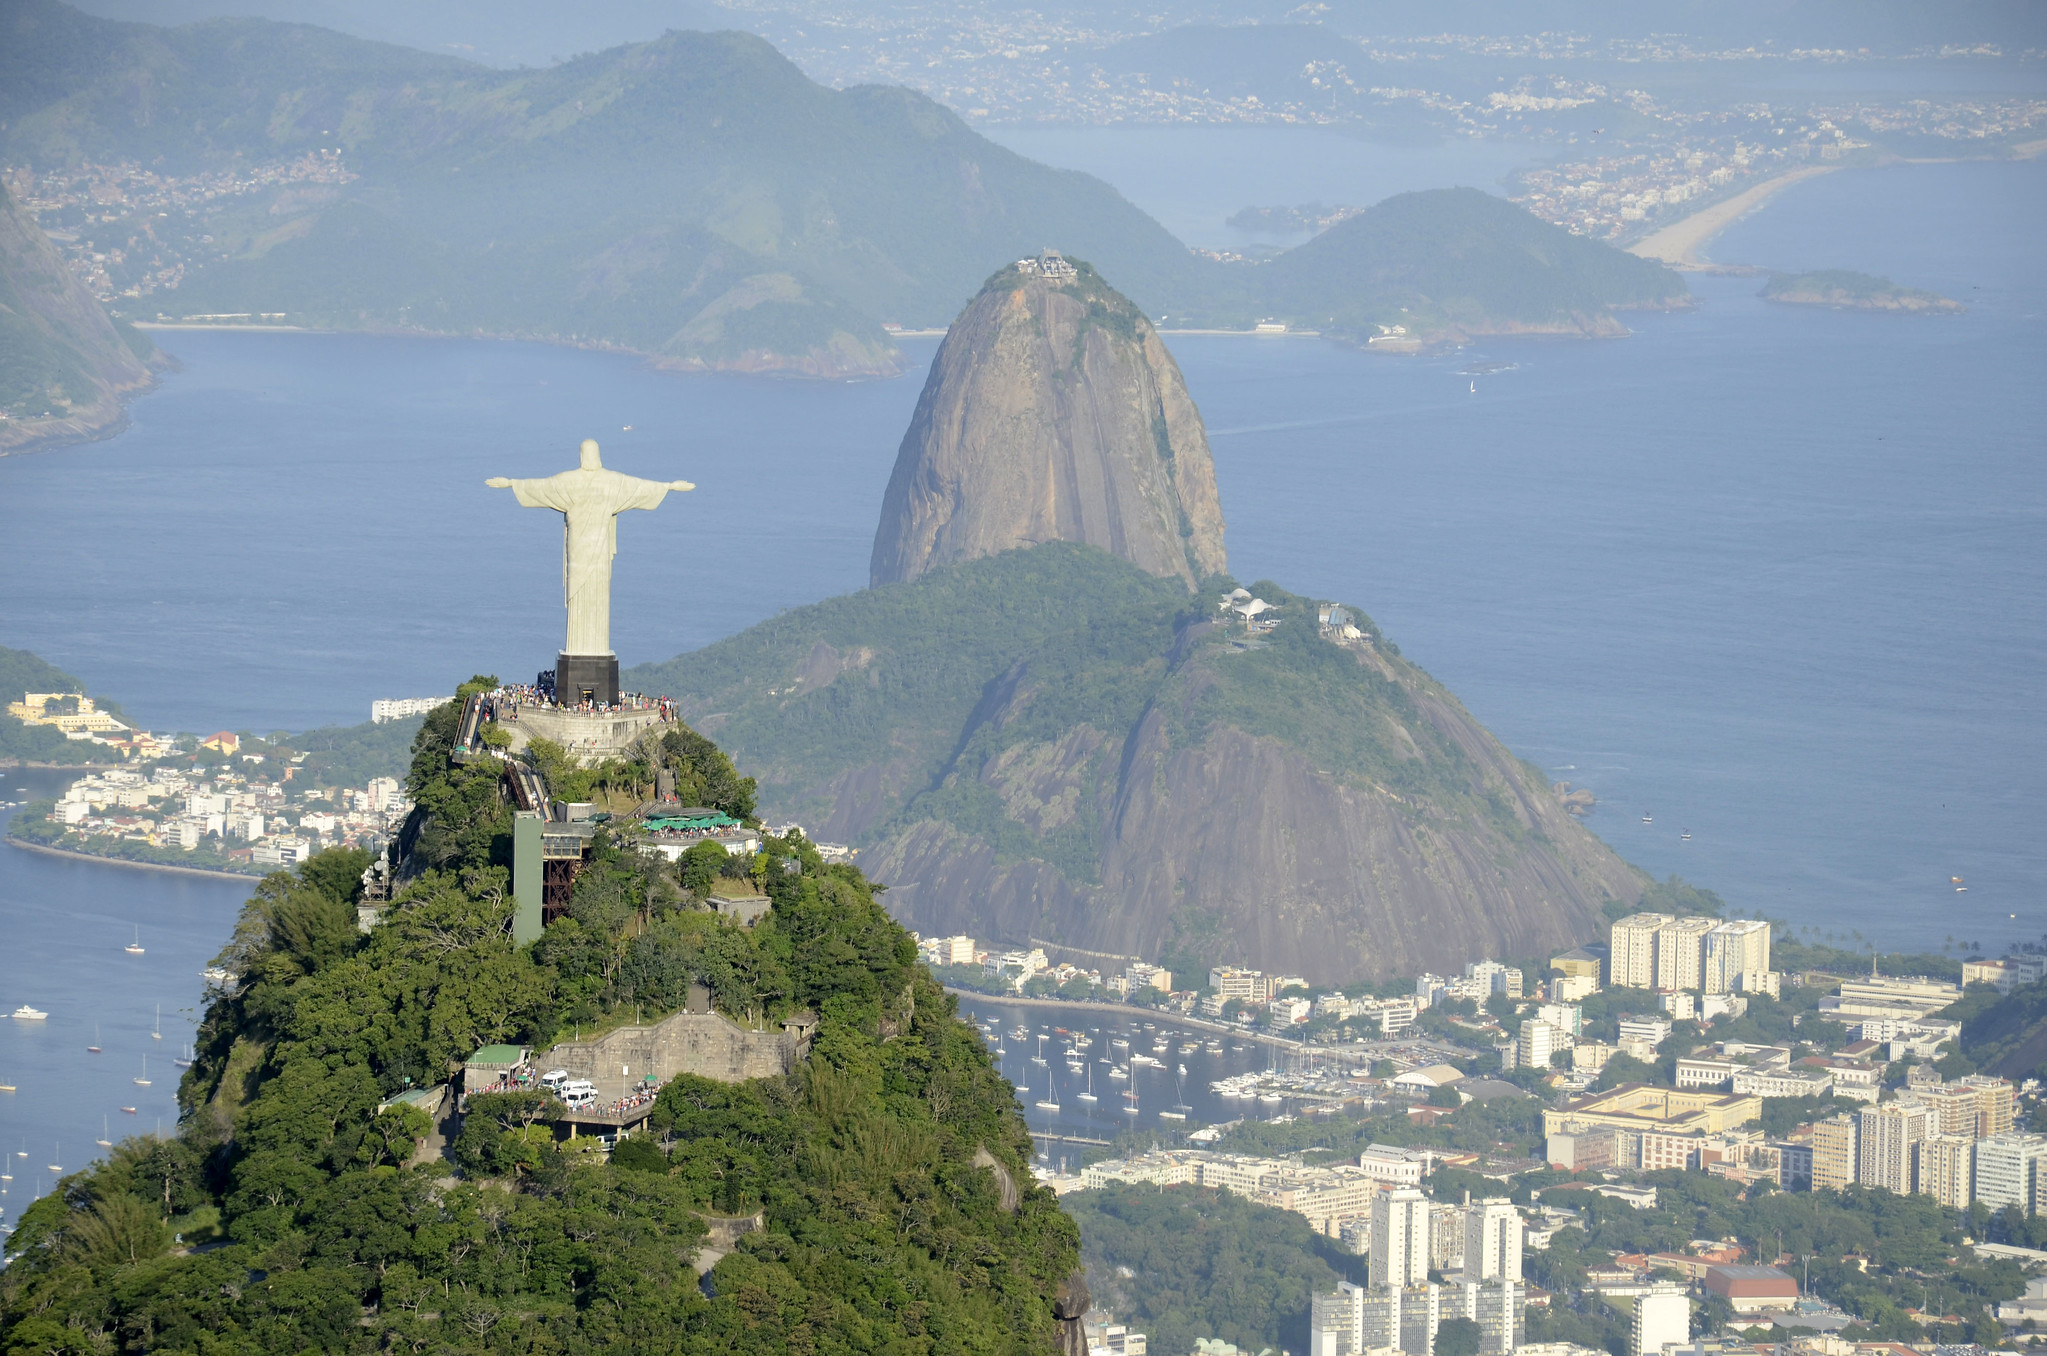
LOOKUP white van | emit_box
[538,1069,570,1091]
[561,1088,597,1110]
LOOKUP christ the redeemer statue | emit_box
[487,439,692,704]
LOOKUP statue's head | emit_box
[579,439,602,470]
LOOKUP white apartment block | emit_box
[1609,914,1674,988]
[1632,1284,1690,1356]
[371,696,451,722]
[1702,920,1772,994]
[1520,1020,1566,1070]
[1858,1101,1930,1194]
[1371,1187,1431,1289]
[1656,917,1717,991]
[1210,967,1272,1004]
[1975,1133,2047,1215]
[1462,1198,1523,1283]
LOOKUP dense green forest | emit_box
[2,3,1684,369]
[1064,1183,1358,1356]
[0,694,1080,1354]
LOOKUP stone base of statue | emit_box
[555,653,620,707]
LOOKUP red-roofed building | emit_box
[1704,1265,1799,1314]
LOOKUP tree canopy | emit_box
[1,706,1078,1355]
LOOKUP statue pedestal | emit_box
[555,653,619,707]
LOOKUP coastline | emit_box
[943,986,1464,1056]
[1627,166,1838,268]
[5,834,261,882]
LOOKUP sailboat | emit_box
[133,1056,151,1087]
[47,1144,61,1173]
[87,1024,101,1054]
[1034,1068,1061,1112]
[1031,1034,1048,1067]
[96,1117,112,1149]
[125,927,145,956]
[1172,1063,1195,1115]
[0,1073,11,1093]
[174,1044,193,1070]
[151,1005,162,1041]
[1076,1063,1098,1103]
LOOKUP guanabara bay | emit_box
[0,693,1087,1353]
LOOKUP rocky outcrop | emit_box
[862,614,1636,984]
[0,183,167,454]
[870,255,1226,590]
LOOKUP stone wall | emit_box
[502,705,670,765]
[541,1010,806,1100]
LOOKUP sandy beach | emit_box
[1628,166,1838,267]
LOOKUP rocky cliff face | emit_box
[628,550,1641,984]
[0,183,164,453]
[870,256,1227,590]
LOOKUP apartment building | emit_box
[1916,1135,1975,1209]
[1371,1187,1432,1289]
[1610,914,1676,988]
[1858,1101,1931,1194]
[1812,1115,1858,1191]
[1702,920,1772,994]
[1657,917,1718,992]
[1975,1133,2047,1215]
[1463,1198,1523,1283]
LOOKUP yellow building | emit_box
[1543,1083,1761,1140]
[1811,1114,1857,1191]
[6,692,126,736]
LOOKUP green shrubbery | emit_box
[1,707,1077,1355]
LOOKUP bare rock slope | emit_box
[871,256,1226,590]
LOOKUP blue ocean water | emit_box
[0,153,2041,1213]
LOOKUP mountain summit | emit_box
[870,254,1227,589]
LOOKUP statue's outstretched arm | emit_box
[486,477,513,489]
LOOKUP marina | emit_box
[955,996,1479,1172]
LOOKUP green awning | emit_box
[643,813,740,831]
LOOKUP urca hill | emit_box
[633,263,1644,983]
[0,698,1084,1354]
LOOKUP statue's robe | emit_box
[502,467,675,655]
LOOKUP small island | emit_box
[1761,269,1964,313]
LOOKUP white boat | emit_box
[1076,1064,1098,1103]
[125,927,145,956]
[133,1056,151,1087]
[1641,814,1653,824]
[151,1005,162,1041]
[1158,1110,1186,1121]
[0,1075,13,1093]
[1108,1066,1128,1080]
[1259,1092,1283,1105]
[96,1117,112,1149]
[1035,1098,1062,1111]
[10,1006,46,1021]
[87,1024,101,1054]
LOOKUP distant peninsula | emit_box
[1761,269,1964,313]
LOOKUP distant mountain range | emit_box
[1,0,1685,385]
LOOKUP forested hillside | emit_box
[0,179,162,450]
[0,690,1082,1353]
[629,544,1641,982]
